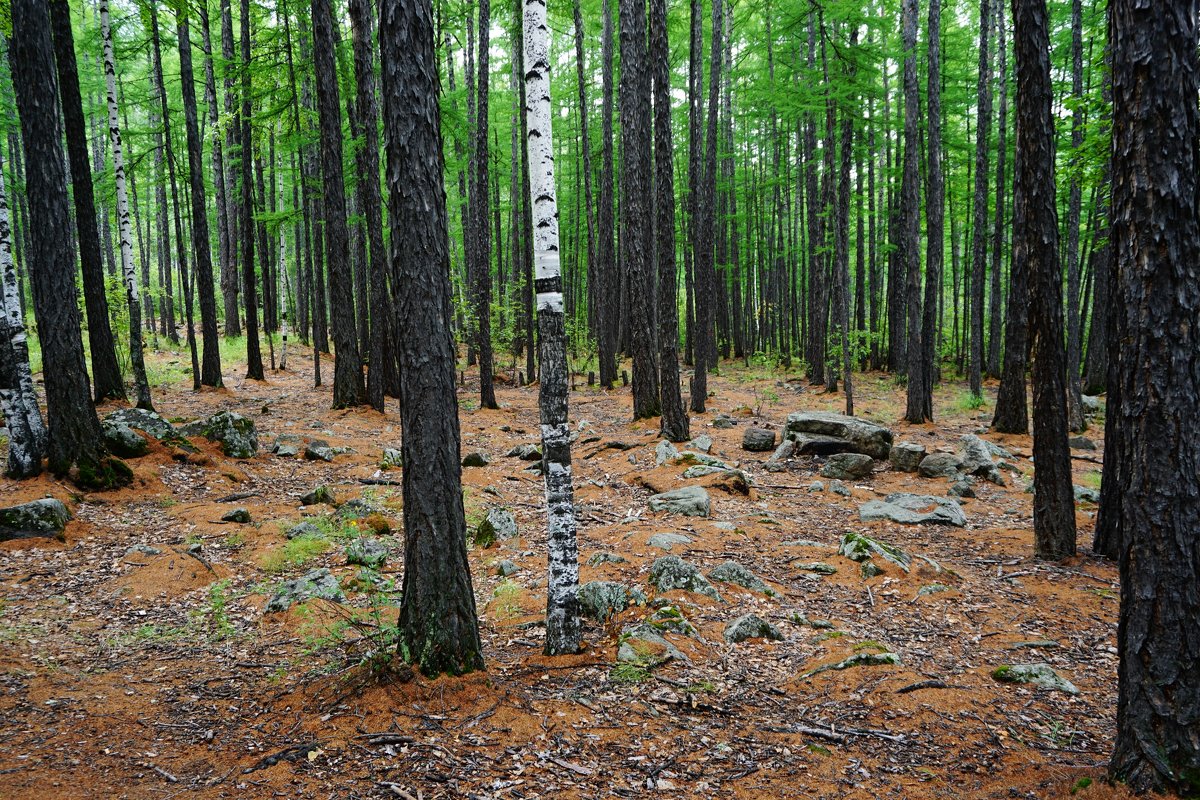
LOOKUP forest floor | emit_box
[0,341,1135,800]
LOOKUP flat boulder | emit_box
[992,663,1079,695]
[649,555,721,600]
[264,568,345,612]
[918,452,963,478]
[101,421,149,458]
[577,581,645,622]
[708,560,774,595]
[724,614,783,643]
[304,439,336,462]
[0,498,72,542]
[647,532,692,551]
[820,453,875,480]
[859,493,967,527]
[785,412,893,460]
[838,531,912,571]
[648,486,711,518]
[105,408,177,441]
[889,441,926,472]
[742,427,776,452]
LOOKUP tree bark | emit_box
[987,0,1008,379]
[596,0,617,388]
[471,0,498,410]
[690,0,722,413]
[1063,0,1086,433]
[238,0,264,380]
[219,0,241,336]
[379,0,483,676]
[968,0,992,398]
[899,0,922,404]
[1107,1,1200,789]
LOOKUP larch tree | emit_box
[967,0,991,400]
[311,0,364,405]
[48,0,124,403]
[470,0,498,410]
[238,0,265,380]
[524,0,583,655]
[1063,0,1086,433]
[379,0,484,676]
[691,0,723,414]
[1107,0,1200,789]
[1013,0,1075,560]
[651,0,688,442]
[898,0,921,405]
[596,0,617,389]
[11,0,128,489]
[99,0,154,411]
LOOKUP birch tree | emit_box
[524,0,583,656]
[99,0,154,411]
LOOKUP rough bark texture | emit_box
[100,0,154,411]
[651,0,688,442]
[836,28,859,417]
[379,0,484,677]
[899,0,921,404]
[311,0,364,405]
[12,0,125,488]
[1014,0,1075,561]
[199,4,232,352]
[178,9,223,388]
[1107,2,1200,791]
[596,0,617,389]
[968,0,992,399]
[1063,0,1086,433]
[239,0,264,380]
[524,0,583,655]
[987,0,1008,379]
[573,0,596,342]
[219,0,241,336]
[48,0,124,402]
[471,0,498,410]
[620,0,659,420]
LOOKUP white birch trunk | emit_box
[524,0,582,655]
[100,0,153,410]
[0,153,46,477]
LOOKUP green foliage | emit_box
[260,534,332,574]
[608,663,651,684]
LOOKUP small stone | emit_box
[707,560,773,595]
[462,451,490,467]
[655,440,681,466]
[286,521,323,539]
[889,442,926,472]
[821,452,874,480]
[304,439,336,462]
[299,486,337,506]
[345,538,389,569]
[742,427,777,452]
[681,464,727,479]
[712,415,736,429]
[577,581,644,621]
[808,481,825,492]
[380,448,404,469]
[859,493,967,527]
[958,435,1006,485]
[123,544,162,558]
[689,434,713,453]
[799,651,901,679]
[992,663,1079,695]
[918,452,963,478]
[474,508,519,546]
[617,625,686,665]
[1081,395,1102,414]
[646,605,696,636]
[860,560,883,579]
[200,411,258,458]
[647,532,693,551]
[763,440,796,472]
[586,551,628,567]
[793,561,838,575]
[647,486,711,518]
[101,421,149,458]
[1069,436,1097,451]
[506,444,543,461]
[648,556,721,600]
[221,507,251,523]
[493,559,520,577]
[724,614,783,643]
[271,434,303,458]
[336,498,379,522]
[839,532,912,571]
[264,568,345,612]
[829,480,852,497]
[917,583,951,597]
[1073,485,1101,504]
[949,479,976,498]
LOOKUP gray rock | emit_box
[286,521,323,539]
[1073,485,1101,504]
[949,479,976,498]
[679,451,731,468]
[1069,436,1097,451]
[647,532,693,551]
[860,560,883,578]
[829,480,852,497]
[462,451,490,467]
[742,427,777,452]
[645,605,696,636]
[918,452,964,478]
[808,481,825,492]
[724,614,783,643]
[764,440,796,472]
[799,651,901,679]
[859,493,967,527]
[0,498,72,541]
[789,432,861,456]
[1081,395,1102,414]
[586,551,628,567]
[838,531,912,571]
[648,486,711,518]
[101,421,150,458]
[577,581,645,621]
[793,561,838,575]
[681,464,727,479]
[304,439,336,462]
[889,441,926,472]
[649,555,721,600]
[785,412,894,459]
[345,538,389,569]
[820,452,875,480]
[199,411,258,458]
[689,434,713,453]
[958,435,1005,485]
[655,440,681,466]
[992,663,1079,695]
[221,507,251,523]
[506,444,543,461]
[264,568,345,612]
[124,543,163,558]
[617,625,687,664]
[336,498,379,522]
[104,408,178,441]
[299,486,337,506]
[918,583,951,597]
[708,560,773,595]
[271,434,303,458]
[712,415,736,429]
[475,508,519,546]
[380,448,404,469]
[493,559,520,577]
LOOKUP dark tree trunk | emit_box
[220,0,241,336]
[348,0,389,412]
[311,0,363,404]
[11,0,127,488]
[199,4,232,348]
[651,0,687,441]
[899,0,922,402]
[690,0,722,414]
[1107,1,1200,789]
[238,0,264,380]
[379,0,483,677]
[596,0,617,388]
[471,0,498,410]
[1014,0,1075,560]
[685,0,702,370]
[908,0,942,423]
[573,0,596,343]
[836,28,859,416]
[987,0,1008,379]
[620,0,659,420]
[178,7,223,388]
[48,0,124,402]
[1063,0,1086,432]
[968,0,992,398]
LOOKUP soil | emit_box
[0,346,1131,799]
